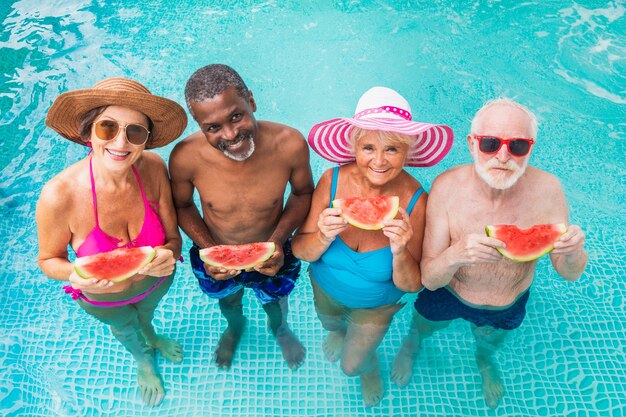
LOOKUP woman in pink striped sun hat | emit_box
[308,86,454,167]
[293,87,453,406]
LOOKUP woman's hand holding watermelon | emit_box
[68,269,114,292]
[317,207,348,244]
[382,207,413,255]
[138,247,177,277]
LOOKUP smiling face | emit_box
[469,103,534,190]
[353,130,409,187]
[89,105,149,172]
[190,86,258,161]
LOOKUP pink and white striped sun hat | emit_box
[308,86,454,167]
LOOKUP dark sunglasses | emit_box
[93,119,150,146]
[474,135,535,157]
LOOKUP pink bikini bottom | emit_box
[63,276,168,308]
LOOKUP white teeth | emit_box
[107,149,130,157]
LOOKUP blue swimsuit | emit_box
[310,167,423,309]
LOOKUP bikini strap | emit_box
[329,166,340,207]
[406,187,424,215]
[88,157,99,228]
[131,164,150,209]
[89,159,148,227]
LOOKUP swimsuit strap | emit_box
[406,187,424,215]
[88,157,147,228]
[130,164,150,211]
[88,157,100,228]
[329,166,340,207]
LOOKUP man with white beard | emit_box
[169,64,313,371]
[391,98,588,408]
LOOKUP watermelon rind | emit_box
[485,223,567,262]
[199,242,276,270]
[332,196,400,230]
[74,246,156,282]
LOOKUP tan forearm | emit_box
[161,235,183,260]
[175,204,216,248]
[391,249,423,293]
[421,247,462,290]
[553,249,588,282]
[291,230,333,262]
[38,257,74,281]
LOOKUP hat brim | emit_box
[45,89,187,149]
[308,117,454,167]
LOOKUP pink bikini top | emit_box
[75,157,166,258]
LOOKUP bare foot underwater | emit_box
[214,319,247,370]
[276,325,306,370]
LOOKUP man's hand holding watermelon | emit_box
[203,262,241,281]
[252,244,284,277]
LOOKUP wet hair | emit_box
[349,127,413,151]
[79,105,154,145]
[184,64,250,113]
[470,97,538,139]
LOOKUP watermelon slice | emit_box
[74,246,156,282]
[199,242,276,270]
[485,223,567,262]
[332,196,400,230]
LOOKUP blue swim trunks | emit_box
[414,286,530,330]
[189,240,300,305]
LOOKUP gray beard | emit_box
[222,136,255,161]
[472,142,528,190]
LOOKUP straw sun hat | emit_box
[45,78,187,149]
[308,86,454,167]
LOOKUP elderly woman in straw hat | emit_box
[292,86,453,406]
[36,78,187,407]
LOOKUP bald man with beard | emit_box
[391,98,588,408]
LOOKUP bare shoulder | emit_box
[431,164,472,194]
[170,131,204,161]
[38,160,86,212]
[259,121,308,154]
[169,131,205,176]
[139,150,167,171]
[136,151,169,186]
[310,167,335,206]
[317,166,335,188]
[525,166,563,192]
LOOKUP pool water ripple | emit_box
[1,1,625,416]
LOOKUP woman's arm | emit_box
[36,175,114,291]
[386,191,427,293]
[138,153,182,277]
[36,178,75,281]
[291,168,347,262]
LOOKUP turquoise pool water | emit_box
[1,1,625,416]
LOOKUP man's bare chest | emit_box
[449,194,548,238]
[194,168,288,213]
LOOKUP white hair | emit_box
[470,97,538,138]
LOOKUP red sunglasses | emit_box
[474,135,535,157]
